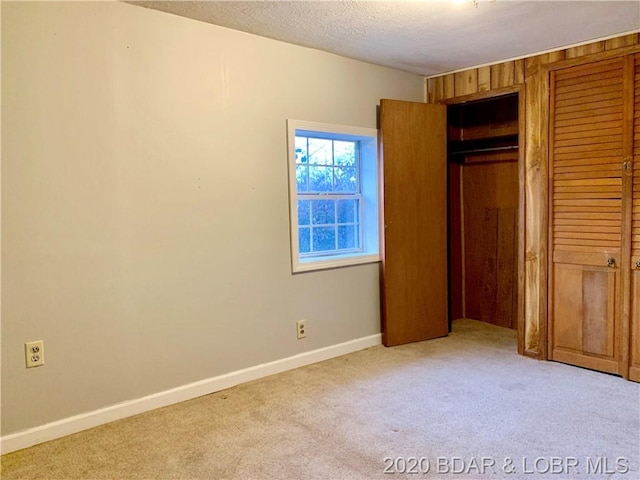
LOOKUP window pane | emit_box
[308,138,332,165]
[312,226,336,252]
[337,199,358,223]
[299,227,310,253]
[309,165,332,192]
[311,199,335,225]
[295,137,308,164]
[338,225,358,250]
[334,141,356,166]
[334,167,358,192]
[296,165,308,192]
[297,200,310,226]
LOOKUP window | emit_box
[287,119,379,273]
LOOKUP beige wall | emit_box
[1,1,425,436]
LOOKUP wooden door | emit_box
[549,58,629,375]
[379,99,448,346]
[629,54,640,382]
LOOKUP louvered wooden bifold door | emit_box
[549,57,632,375]
[629,54,640,382]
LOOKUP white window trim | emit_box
[287,119,381,273]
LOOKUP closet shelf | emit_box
[448,133,518,157]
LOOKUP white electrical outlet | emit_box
[296,320,306,339]
[25,340,45,368]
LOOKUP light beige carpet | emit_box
[2,319,639,479]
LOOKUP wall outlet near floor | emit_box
[25,340,45,368]
[296,320,306,339]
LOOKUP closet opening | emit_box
[447,92,521,332]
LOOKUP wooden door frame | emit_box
[439,85,526,355]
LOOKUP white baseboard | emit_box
[1,333,382,455]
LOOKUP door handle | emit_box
[636,260,640,269]
[607,257,616,268]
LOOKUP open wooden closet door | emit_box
[379,99,448,347]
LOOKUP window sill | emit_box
[293,252,381,273]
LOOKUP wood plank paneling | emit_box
[465,205,498,322]
[497,207,518,329]
[448,163,464,322]
[605,34,639,51]
[491,61,515,89]
[444,74,455,99]
[455,70,478,96]
[548,50,566,63]
[514,59,525,85]
[428,76,444,103]
[463,161,518,329]
[565,42,605,59]
[478,66,491,92]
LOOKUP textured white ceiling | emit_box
[129,1,640,76]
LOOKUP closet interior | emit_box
[447,94,520,330]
